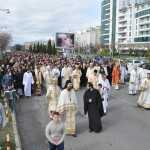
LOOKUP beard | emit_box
[67,87,72,91]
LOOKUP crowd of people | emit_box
[0,51,150,150]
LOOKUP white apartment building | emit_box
[101,0,150,50]
[75,26,101,48]
[116,0,150,49]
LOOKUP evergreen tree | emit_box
[32,44,36,53]
[15,44,22,51]
[36,42,40,53]
[52,43,57,55]
[29,44,32,52]
[43,45,46,54]
[146,49,150,62]
[47,39,52,55]
[39,43,43,53]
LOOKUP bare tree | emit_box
[0,32,12,54]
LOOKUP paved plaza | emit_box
[15,85,150,150]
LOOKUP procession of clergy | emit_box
[2,52,150,136]
[42,60,150,136]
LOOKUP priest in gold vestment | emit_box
[46,78,61,118]
[137,73,150,109]
[35,65,42,95]
[88,70,99,89]
[61,64,70,88]
[45,65,52,89]
[72,65,82,91]
[57,80,78,137]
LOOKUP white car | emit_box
[128,60,141,66]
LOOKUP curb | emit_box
[12,112,23,150]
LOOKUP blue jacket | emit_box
[2,74,14,85]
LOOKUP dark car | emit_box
[139,63,150,70]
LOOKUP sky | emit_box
[0,0,102,45]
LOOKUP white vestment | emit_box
[98,78,110,113]
[129,69,139,95]
[40,66,47,81]
[61,67,70,88]
[137,78,150,109]
[57,89,78,135]
[52,68,60,79]
[88,73,99,89]
[139,68,147,85]
[120,66,127,84]
[86,67,94,81]
[46,85,61,113]
[45,70,52,89]
[94,66,100,74]
[23,72,34,96]
[104,67,108,76]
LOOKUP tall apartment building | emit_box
[101,0,117,46]
[101,0,150,49]
[75,26,101,48]
[116,1,150,49]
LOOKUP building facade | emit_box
[75,26,101,48]
[116,0,150,49]
[101,0,150,50]
[101,0,117,46]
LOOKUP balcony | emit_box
[139,20,150,25]
[119,13,126,17]
[118,24,127,28]
[118,19,127,23]
[118,29,127,33]
[118,40,127,44]
[139,27,150,31]
[118,36,127,39]
[138,32,150,35]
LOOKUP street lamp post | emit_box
[0,9,10,13]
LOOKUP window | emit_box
[135,32,137,36]
[130,14,132,18]
[130,9,132,13]
[130,20,132,25]
[129,26,131,30]
[136,9,150,18]
[129,32,131,36]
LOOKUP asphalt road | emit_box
[15,85,150,150]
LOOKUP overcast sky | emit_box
[0,0,102,45]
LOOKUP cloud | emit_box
[0,0,101,44]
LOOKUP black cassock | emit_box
[84,89,104,132]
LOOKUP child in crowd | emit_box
[4,84,19,112]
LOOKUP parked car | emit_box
[139,63,150,70]
[127,60,141,66]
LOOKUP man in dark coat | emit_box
[16,68,24,97]
[83,82,104,133]
[107,62,113,85]
[80,63,87,87]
